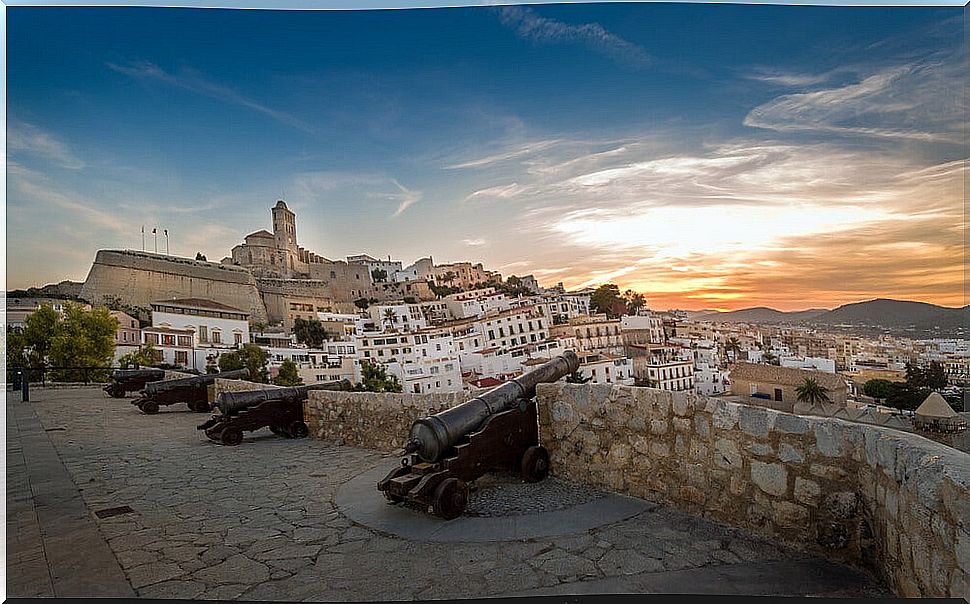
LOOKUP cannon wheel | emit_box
[220,428,243,446]
[140,401,160,415]
[432,478,468,520]
[187,401,209,413]
[520,445,550,483]
[269,424,282,435]
[289,421,309,439]
[109,385,126,398]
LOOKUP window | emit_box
[175,351,188,366]
[198,326,208,342]
[234,333,243,345]
[774,388,783,402]
[178,336,191,347]
[163,335,175,346]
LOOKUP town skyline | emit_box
[7,5,965,311]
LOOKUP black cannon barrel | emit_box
[405,350,579,463]
[112,368,166,381]
[144,368,251,395]
[215,379,353,415]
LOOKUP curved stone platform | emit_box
[335,464,653,542]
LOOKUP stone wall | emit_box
[80,249,267,322]
[304,390,481,451]
[536,383,970,599]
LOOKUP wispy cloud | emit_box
[743,67,843,88]
[463,238,487,247]
[389,179,423,217]
[496,6,652,69]
[289,171,422,218]
[744,59,965,143]
[8,121,85,169]
[463,182,527,202]
[446,139,565,170]
[107,61,312,133]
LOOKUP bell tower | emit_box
[272,200,297,252]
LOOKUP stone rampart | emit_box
[305,390,481,451]
[536,383,970,599]
[80,250,267,322]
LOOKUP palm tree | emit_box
[625,291,647,315]
[382,309,397,330]
[724,337,742,363]
[763,351,779,366]
[796,378,831,404]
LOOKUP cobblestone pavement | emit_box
[9,388,891,600]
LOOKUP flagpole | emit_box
[153,228,158,253]
[165,229,169,255]
[141,226,145,251]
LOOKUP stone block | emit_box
[689,441,709,462]
[745,443,774,457]
[794,477,821,506]
[672,393,691,417]
[773,500,809,528]
[650,442,670,458]
[694,413,711,439]
[650,419,669,435]
[810,464,849,482]
[774,413,809,435]
[673,417,691,433]
[751,461,788,497]
[714,438,741,470]
[630,435,651,455]
[628,416,646,432]
[814,422,844,457]
[609,443,631,463]
[680,485,707,505]
[876,436,899,478]
[740,406,774,438]
[713,405,740,430]
[778,443,804,464]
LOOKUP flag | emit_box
[141,226,144,234]
[164,229,168,236]
[152,228,156,234]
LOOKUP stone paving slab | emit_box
[6,387,892,600]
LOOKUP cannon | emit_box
[377,351,579,520]
[104,368,166,398]
[132,369,250,414]
[197,379,353,446]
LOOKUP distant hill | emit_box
[694,298,966,335]
[6,280,84,300]
[695,307,828,324]
[810,299,966,330]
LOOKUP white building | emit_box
[444,289,511,320]
[347,254,403,283]
[353,329,463,393]
[780,356,836,373]
[367,303,429,332]
[573,352,635,385]
[146,298,250,370]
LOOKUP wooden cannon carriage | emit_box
[104,368,165,398]
[132,369,250,414]
[198,379,353,446]
[377,351,579,519]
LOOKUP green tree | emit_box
[23,304,60,367]
[195,252,207,261]
[884,382,932,411]
[354,298,371,310]
[293,318,329,348]
[590,284,625,318]
[565,371,592,384]
[382,308,398,329]
[371,268,388,283]
[552,313,568,325]
[634,377,658,388]
[355,360,403,393]
[862,379,894,401]
[118,342,161,368]
[205,354,219,374]
[47,303,119,382]
[795,378,832,405]
[923,361,948,390]
[218,344,270,383]
[762,351,779,366]
[273,359,304,386]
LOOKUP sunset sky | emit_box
[6,4,965,311]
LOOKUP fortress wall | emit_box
[256,278,337,326]
[80,250,267,322]
[536,383,970,599]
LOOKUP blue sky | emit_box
[6,4,965,309]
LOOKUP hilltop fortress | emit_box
[80,201,500,327]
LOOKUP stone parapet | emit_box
[535,382,970,599]
[305,390,481,451]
